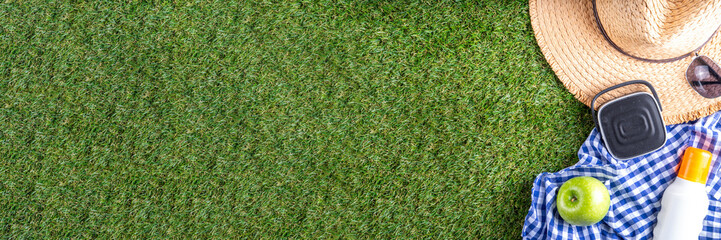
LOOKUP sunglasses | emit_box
[687,55,721,98]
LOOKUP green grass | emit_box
[1,0,594,238]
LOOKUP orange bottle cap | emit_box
[678,147,713,184]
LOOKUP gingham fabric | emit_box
[523,112,721,239]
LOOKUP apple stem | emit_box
[571,196,577,202]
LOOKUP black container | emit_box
[591,80,667,160]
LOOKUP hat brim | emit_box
[530,0,721,124]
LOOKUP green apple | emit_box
[556,176,611,226]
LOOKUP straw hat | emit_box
[529,0,721,124]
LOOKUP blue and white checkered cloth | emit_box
[523,112,721,239]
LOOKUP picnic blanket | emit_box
[523,112,721,239]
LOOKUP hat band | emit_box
[592,0,721,63]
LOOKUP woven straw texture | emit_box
[530,0,721,124]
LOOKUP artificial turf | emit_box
[1,0,595,238]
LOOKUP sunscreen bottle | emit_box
[653,147,712,240]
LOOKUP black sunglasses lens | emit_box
[687,55,721,98]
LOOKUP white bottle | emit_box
[653,147,712,240]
